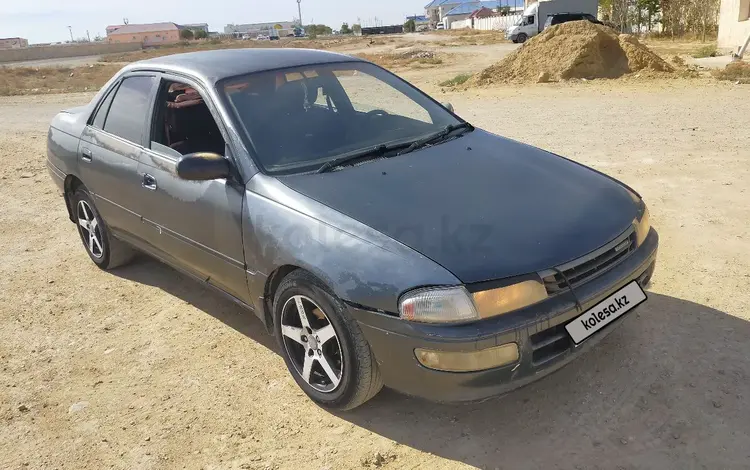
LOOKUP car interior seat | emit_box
[166,88,225,156]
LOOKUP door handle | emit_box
[142,173,157,191]
[81,148,93,163]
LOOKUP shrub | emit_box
[439,73,472,87]
[692,45,718,58]
[712,61,750,82]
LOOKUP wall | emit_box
[450,18,473,29]
[0,42,142,63]
[718,0,750,50]
[0,38,29,49]
[473,14,522,30]
[450,14,522,31]
[108,30,180,46]
[444,13,471,29]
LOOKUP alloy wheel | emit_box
[77,200,104,259]
[280,295,343,393]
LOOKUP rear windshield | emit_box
[218,61,460,174]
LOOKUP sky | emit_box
[1,0,429,44]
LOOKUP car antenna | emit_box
[553,267,583,313]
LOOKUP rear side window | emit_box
[91,84,117,129]
[103,76,156,145]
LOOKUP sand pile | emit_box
[472,21,673,85]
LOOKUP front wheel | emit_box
[273,270,383,410]
[71,187,134,270]
[516,33,528,44]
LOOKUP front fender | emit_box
[243,175,460,314]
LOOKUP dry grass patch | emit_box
[357,50,445,69]
[439,73,472,87]
[692,45,719,58]
[0,63,122,96]
[434,30,509,46]
[712,61,750,83]
[642,39,717,59]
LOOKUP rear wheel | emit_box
[516,33,528,44]
[273,270,382,410]
[72,188,134,270]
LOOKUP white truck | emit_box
[505,0,598,43]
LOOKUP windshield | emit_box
[219,61,462,174]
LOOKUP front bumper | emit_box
[350,228,659,403]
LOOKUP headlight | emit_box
[628,190,650,246]
[633,203,650,247]
[399,280,548,324]
[399,286,479,323]
[471,280,548,317]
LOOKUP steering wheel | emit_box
[366,109,389,117]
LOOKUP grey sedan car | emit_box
[47,49,658,409]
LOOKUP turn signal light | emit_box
[415,343,519,372]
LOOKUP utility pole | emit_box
[67,26,73,42]
[86,30,91,42]
[297,0,303,27]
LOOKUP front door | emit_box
[78,74,158,242]
[135,77,249,304]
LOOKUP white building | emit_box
[718,0,750,51]
[225,22,296,37]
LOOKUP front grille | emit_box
[529,323,572,366]
[543,229,636,295]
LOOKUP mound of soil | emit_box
[472,21,673,85]
[712,61,750,83]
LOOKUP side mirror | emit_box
[442,102,455,113]
[176,152,230,181]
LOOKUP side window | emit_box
[91,84,117,129]
[103,76,156,145]
[526,15,535,25]
[150,80,226,157]
[334,70,432,123]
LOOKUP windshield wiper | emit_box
[315,123,473,174]
[397,122,473,156]
[316,142,409,174]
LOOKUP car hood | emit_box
[278,130,638,284]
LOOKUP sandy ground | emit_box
[1,63,750,470]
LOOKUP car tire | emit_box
[516,33,528,44]
[273,270,383,410]
[71,187,134,270]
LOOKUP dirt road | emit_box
[0,55,104,69]
[1,78,749,469]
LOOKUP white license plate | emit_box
[565,281,647,344]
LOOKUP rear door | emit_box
[78,73,158,241]
[135,75,249,303]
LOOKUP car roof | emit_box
[128,48,363,84]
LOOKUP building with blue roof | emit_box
[424,0,480,26]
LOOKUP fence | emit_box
[0,42,142,64]
[449,14,522,32]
